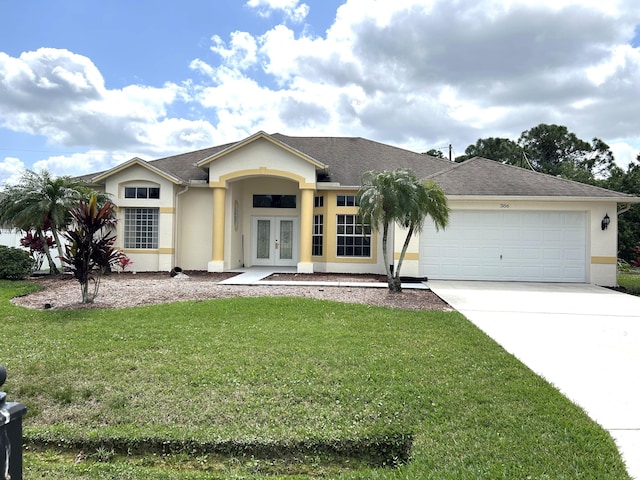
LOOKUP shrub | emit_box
[0,245,34,279]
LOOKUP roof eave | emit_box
[91,157,184,184]
[445,195,640,203]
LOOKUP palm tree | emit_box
[0,169,106,274]
[357,168,449,292]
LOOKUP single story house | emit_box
[82,131,638,286]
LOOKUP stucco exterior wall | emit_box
[176,186,213,271]
[105,165,177,272]
[207,139,317,187]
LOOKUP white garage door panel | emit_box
[420,211,586,282]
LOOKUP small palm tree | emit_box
[357,168,449,292]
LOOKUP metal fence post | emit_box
[0,365,27,480]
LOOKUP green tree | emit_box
[455,137,523,165]
[518,124,615,183]
[602,156,640,261]
[423,148,445,158]
[59,194,125,304]
[0,169,107,274]
[357,169,449,292]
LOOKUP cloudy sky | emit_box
[1,0,639,187]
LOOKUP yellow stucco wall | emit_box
[105,165,176,272]
[176,186,213,270]
[207,139,317,188]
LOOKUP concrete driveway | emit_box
[427,281,640,480]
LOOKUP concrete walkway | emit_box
[219,267,427,289]
[428,280,640,480]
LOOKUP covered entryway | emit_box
[251,216,298,267]
[419,210,587,282]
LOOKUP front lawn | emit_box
[1,280,630,479]
[618,269,640,295]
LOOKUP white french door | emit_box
[251,216,298,266]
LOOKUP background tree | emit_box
[423,148,445,158]
[457,124,617,184]
[455,137,523,165]
[517,124,615,184]
[602,156,640,262]
[60,194,126,304]
[357,168,449,292]
[0,169,108,274]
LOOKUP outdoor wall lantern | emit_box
[601,213,610,231]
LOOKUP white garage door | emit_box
[419,210,587,282]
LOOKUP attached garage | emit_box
[419,210,587,282]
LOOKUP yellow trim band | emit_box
[394,252,419,260]
[591,256,617,265]
[121,248,174,255]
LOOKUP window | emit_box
[336,214,371,257]
[314,196,324,208]
[337,195,357,207]
[125,187,160,199]
[253,195,296,208]
[124,208,159,249]
[312,214,323,256]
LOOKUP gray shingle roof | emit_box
[83,133,635,200]
[428,157,634,198]
[271,134,453,186]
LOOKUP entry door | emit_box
[252,217,297,266]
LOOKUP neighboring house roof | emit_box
[428,157,636,199]
[80,132,637,201]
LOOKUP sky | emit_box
[1,0,640,188]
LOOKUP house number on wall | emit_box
[500,203,510,209]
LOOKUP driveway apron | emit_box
[428,281,640,480]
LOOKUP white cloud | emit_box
[0,156,26,189]
[245,0,310,22]
[2,0,640,182]
[210,32,259,70]
[0,48,214,155]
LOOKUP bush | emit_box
[0,245,35,279]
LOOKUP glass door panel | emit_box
[257,219,271,260]
[279,220,293,260]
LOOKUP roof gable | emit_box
[91,157,183,184]
[196,131,328,171]
[429,157,635,199]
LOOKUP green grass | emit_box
[1,279,630,479]
[618,269,640,294]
